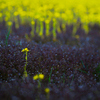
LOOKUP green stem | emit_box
[53,19,56,40]
[24,52,28,71]
[46,93,50,100]
[5,26,11,46]
[38,79,41,88]
[48,66,53,83]
[36,20,39,34]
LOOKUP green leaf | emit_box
[48,66,53,83]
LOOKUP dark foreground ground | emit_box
[0,21,100,100]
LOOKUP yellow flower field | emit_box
[0,0,100,38]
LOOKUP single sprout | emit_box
[45,88,50,93]
[33,74,39,80]
[45,88,50,100]
[21,48,29,79]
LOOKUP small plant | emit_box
[33,73,44,88]
[45,88,50,100]
[33,73,44,100]
[21,48,29,78]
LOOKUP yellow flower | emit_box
[35,15,40,19]
[52,18,56,21]
[33,74,39,80]
[45,19,50,24]
[38,73,44,79]
[31,21,35,25]
[40,18,44,21]
[21,48,29,52]
[45,88,50,93]
[7,21,12,26]
[14,11,19,16]
[33,73,44,80]
[54,12,60,18]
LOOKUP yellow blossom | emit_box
[31,21,35,25]
[33,74,39,80]
[21,48,29,52]
[54,12,60,18]
[38,73,44,79]
[7,21,12,26]
[14,11,19,16]
[45,88,50,93]
[45,19,50,24]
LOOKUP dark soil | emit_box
[0,20,100,100]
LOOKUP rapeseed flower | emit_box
[45,88,50,100]
[7,21,12,26]
[21,48,29,52]
[33,73,44,88]
[38,73,44,79]
[33,74,39,80]
[31,21,35,25]
[33,73,44,80]
[45,88,50,93]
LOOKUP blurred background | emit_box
[0,0,100,41]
